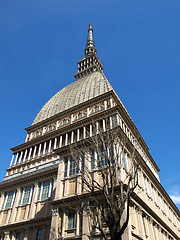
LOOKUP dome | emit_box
[32,71,113,125]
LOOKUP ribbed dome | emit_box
[32,71,113,125]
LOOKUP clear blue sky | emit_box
[0,0,180,209]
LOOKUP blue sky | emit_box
[0,0,180,209]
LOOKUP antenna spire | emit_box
[74,21,103,80]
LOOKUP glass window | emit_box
[68,210,75,229]
[46,125,56,132]
[15,232,21,240]
[38,180,53,200]
[90,105,104,114]
[97,147,107,167]
[111,114,118,127]
[21,186,33,205]
[64,159,68,177]
[69,158,79,176]
[41,181,50,200]
[34,131,42,138]
[36,228,42,240]
[91,150,95,170]
[59,119,70,127]
[75,112,87,121]
[4,191,15,209]
[122,153,127,170]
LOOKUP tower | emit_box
[0,22,179,240]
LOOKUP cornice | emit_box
[11,105,117,153]
[0,164,58,191]
[25,91,114,132]
[0,216,51,231]
[132,193,180,239]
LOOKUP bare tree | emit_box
[60,117,140,240]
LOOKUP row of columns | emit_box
[9,117,112,168]
[131,205,175,240]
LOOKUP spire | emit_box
[86,21,95,48]
[74,21,103,80]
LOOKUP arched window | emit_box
[59,119,70,127]
[34,131,42,138]
[46,125,56,132]
[90,105,104,115]
[74,112,87,121]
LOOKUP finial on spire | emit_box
[74,21,103,80]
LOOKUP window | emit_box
[36,228,42,240]
[144,176,149,194]
[46,125,56,132]
[38,180,53,200]
[91,150,95,170]
[20,186,33,205]
[68,210,75,229]
[74,112,87,121]
[97,147,108,167]
[59,119,70,127]
[111,114,118,127]
[15,232,21,240]
[34,131,42,138]
[90,105,104,114]
[122,152,128,171]
[64,159,68,177]
[69,158,79,176]
[3,191,15,209]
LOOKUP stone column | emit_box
[38,144,42,157]
[23,149,28,162]
[65,133,68,145]
[48,140,52,153]
[0,192,5,210]
[59,136,62,148]
[54,137,57,150]
[28,148,33,160]
[82,203,90,240]
[49,207,59,240]
[19,151,23,163]
[76,211,80,236]
[90,124,92,137]
[32,146,37,159]
[104,100,107,110]
[9,154,14,167]
[77,129,80,141]
[14,153,19,165]
[56,160,64,199]
[43,142,47,155]
[29,183,39,219]
[83,126,86,139]
[103,119,106,131]
[3,232,10,240]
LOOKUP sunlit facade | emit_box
[0,23,179,240]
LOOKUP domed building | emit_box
[0,23,179,240]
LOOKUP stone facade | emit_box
[0,22,179,240]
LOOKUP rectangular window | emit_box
[15,232,21,240]
[22,186,33,205]
[4,191,15,209]
[144,176,148,194]
[64,159,68,177]
[122,152,127,170]
[97,147,108,167]
[41,181,50,200]
[69,158,78,176]
[91,150,95,170]
[38,180,53,200]
[111,114,118,127]
[68,210,75,229]
[36,228,42,240]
